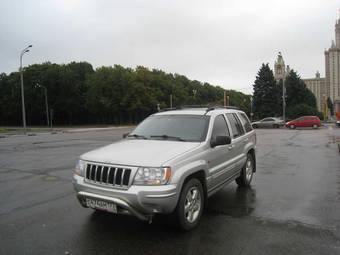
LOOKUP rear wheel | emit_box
[174,178,204,231]
[312,124,318,129]
[273,124,279,128]
[252,124,258,129]
[236,154,254,187]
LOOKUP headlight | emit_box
[134,167,171,185]
[74,159,86,176]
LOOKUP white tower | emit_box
[274,52,289,81]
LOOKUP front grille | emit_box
[85,163,132,188]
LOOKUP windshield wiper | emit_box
[150,134,186,141]
[127,134,148,139]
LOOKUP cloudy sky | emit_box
[1,0,339,94]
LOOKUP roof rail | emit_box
[158,105,240,113]
[159,105,208,112]
[204,105,240,114]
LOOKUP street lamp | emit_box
[20,44,32,133]
[35,83,50,126]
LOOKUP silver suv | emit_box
[73,107,256,230]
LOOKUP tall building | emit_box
[274,52,290,81]
[303,71,326,112]
[273,52,326,113]
[324,17,340,113]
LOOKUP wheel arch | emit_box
[180,170,208,208]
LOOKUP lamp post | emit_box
[36,83,50,126]
[20,45,32,133]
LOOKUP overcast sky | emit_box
[1,0,339,94]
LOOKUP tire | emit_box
[252,124,258,129]
[174,178,204,231]
[273,124,279,128]
[312,124,318,129]
[289,125,295,129]
[236,153,254,187]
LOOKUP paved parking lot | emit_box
[0,126,340,255]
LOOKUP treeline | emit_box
[0,62,251,126]
[252,64,322,120]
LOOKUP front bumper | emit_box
[72,174,179,220]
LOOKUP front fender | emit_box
[170,159,209,194]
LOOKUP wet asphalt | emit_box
[0,126,340,255]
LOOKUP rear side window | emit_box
[211,114,230,140]
[238,113,253,133]
[226,113,244,138]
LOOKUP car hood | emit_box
[80,139,201,167]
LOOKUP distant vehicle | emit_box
[285,116,321,129]
[336,112,340,127]
[251,117,284,129]
[336,120,340,128]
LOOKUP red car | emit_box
[286,116,321,129]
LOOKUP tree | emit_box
[285,70,316,109]
[285,70,320,119]
[0,62,251,126]
[252,63,281,119]
[327,97,334,116]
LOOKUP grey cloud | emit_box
[1,0,339,95]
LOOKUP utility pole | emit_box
[50,109,54,130]
[170,94,173,108]
[36,83,50,126]
[224,91,226,107]
[19,45,32,133]
[282,78,286,122]
[250,96,253,121]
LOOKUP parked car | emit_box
[285,116,321,129]
[73,106,256,230]
[251,117,284,128]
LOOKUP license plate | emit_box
[85,198,117,213]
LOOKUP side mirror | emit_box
[122,133,129,138]
[211,135,231,148]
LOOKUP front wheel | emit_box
[174,178,204,231]
[252,124,258,129]
[289,125,295,129]
[236,154,254,187]
[312,124,318,129]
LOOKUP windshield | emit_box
[129,115,210,142]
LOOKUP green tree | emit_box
[285,70,320,119]
[327,97,334,116]
[285,70,316,109]
[252,63,281,119]
[0,62,251,126]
